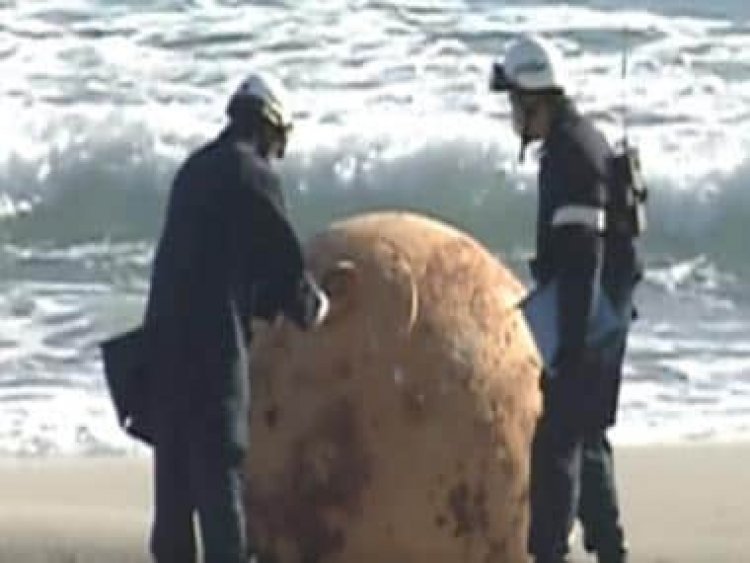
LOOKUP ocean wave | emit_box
[1,122,749,282]
[2,0,750,454]
[1,0,749,267]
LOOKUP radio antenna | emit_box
[620,27,630,146]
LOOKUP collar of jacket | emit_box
[542,96,580,151]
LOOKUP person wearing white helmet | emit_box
[490,34,568,159]
[226,71,294,158]
[142,70,329,563]
[491,35,640,563]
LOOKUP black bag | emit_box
[608,143,648,237]
[100,326,153,445]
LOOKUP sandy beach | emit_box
[0,444,746,563]
[0,457,151,563]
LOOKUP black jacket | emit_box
[143,125,320,443]
[533,98,639,368]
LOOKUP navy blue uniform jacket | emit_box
[143,126,319,453]
[532,99,640,427]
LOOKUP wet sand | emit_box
[0,444,747,562]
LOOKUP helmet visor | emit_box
[489,61,513,92]
[261,100,292,132]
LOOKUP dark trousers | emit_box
[150,416,248,563]
[528,412,626,562]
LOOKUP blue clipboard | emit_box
[519,280,624,377]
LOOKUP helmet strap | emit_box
[274,129,288,159]
[514,91,552,162]
[257,121,288,160]
[518,130,531,163]
[516,93,538,163]
[229,113,287,160]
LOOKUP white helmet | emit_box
[227,71,293,130]
[490,34,567,93]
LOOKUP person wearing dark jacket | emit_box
[490,35,640,563]
[144,71,329,563]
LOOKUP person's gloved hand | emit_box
[316,260,357,328]
[311,286,330,328]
